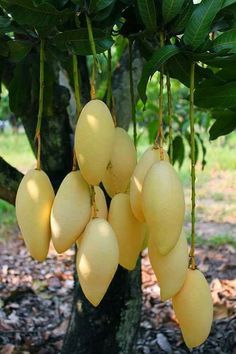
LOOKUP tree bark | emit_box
[0,157,23,205]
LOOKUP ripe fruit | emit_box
[91,186,108,219]
[51,171,91,253]
[102,127,136,197]
[15,169,55,261]
[148,231,188,300]
[108,193,145,270]
[76,218,119,306]
[130,147,169,222]
[142,160,185,255]
[172,269,213,348]
[74,99,115,185]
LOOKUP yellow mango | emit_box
[142,160,185,255]
[75,99,115,185]
[130,146,169,222]
[108,193,145,270]
[51,171,91,253]
[148,231,188,300]
[91,186,108,219]
[172,269,213,348]
[15,169,55,261]
[76,218,119,306]
[102,127,136,197]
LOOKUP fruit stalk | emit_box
[106,48,112,110]
[189,62,196,269]
[86,14,101,74]
[72,54,82,116]
[72,54,82,171]
[128,40,137,149]
[166,71,173,164]
[155,32,164,160]
[90,185,97,218]
[35,39,45,170]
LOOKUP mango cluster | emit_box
[15,99,213,348]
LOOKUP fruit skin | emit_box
[15,169,55,261]
[51,171,91,253]
[142,160,185,255]
[148,231,188,300]
[91,186,108,219]
[141,225,149,251]
[75,99,115,185]
[102,127,136,197]
[130,147,169,222]
[172,268,213,348]
[76,218,119,306]
[108,193,145,270]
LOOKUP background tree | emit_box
[0,0,236,353]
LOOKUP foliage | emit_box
[0,0,236,163]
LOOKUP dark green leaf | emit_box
[184,0,224,49]
[216,63,236,81]
[195,82,236,108]
[166,53,213,87]
[172,135,185,167]
[89,0,115,13]
[209,111,236,139]
[0,0,71,28]
[0,16,11,28]
[212,28,236,53]
[138,45,180,104]
[170,0,194,34]
[9,59,31,116]
[8,40,33,62]
[55,28,114,55]
[222,0,236,8]
[137,0,157,32]
[0,41,9,57]
[162,0,185,24]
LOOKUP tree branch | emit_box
[0,157,23,205]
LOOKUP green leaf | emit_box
[0,16,11,29]
[222,0,236,8]
[195,82,236,108]
[184,0,224,49]
[162,0,185,24]
[0,40,9,57]
[170,0,194,34]
[138,45,180,104]
[209,110,236,139]
[0,0,71,28]
[216,63,236,81]
[88,0,115,13]
[212,28,236,53]
[172,135,185,167]
[166,53,212,87]
[8,40,33,62]
[9,59,31,116]
[55,28,114,55]
[137,0,157,32]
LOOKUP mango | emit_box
[102,127,136,197]
[15,169,55,261]
[76,218,119,306]
[148,231,188,300]
[172,269,213,348]
[141,225,149,251]
[74,99,115,185]
[51,171,91,253]
[142,160,185,255]
[130,147,169,222]
[108,193,145,270]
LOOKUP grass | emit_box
[186,233,236,248]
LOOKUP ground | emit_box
[0,130,235,353]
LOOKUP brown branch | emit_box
[0,157,23,205]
